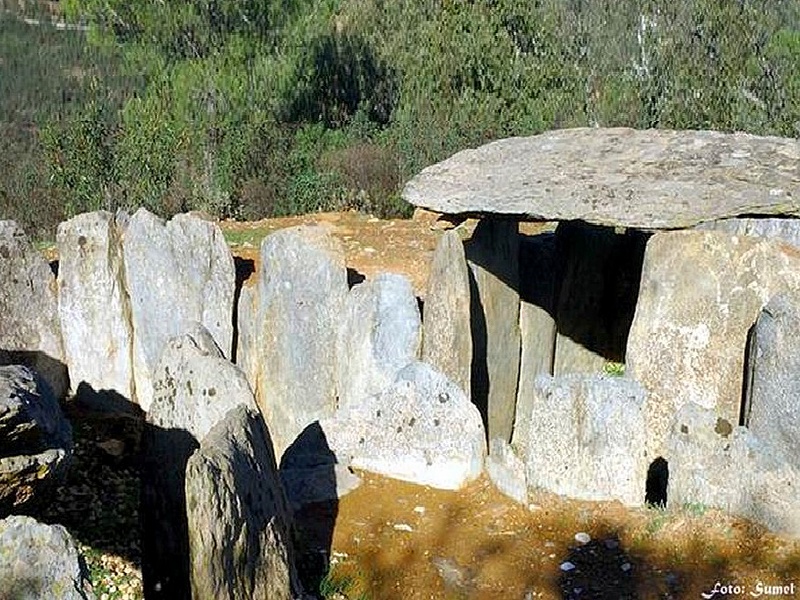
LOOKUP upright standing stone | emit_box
[668,402,800,536]
[141,325,256,600]
[337,273,421,407]
[185,405,302,600]
[422,230,472,396]
[626,230,800,460]
[746,293,800,461]
[522,374,648,507]
[515,232,557,444]
[57,211,134,400]
[465,218,521,443]
[245,226,348,460]
[123,208,235,410]
[0,221,67,399]
[552,223,646,376]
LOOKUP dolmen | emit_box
[403,127,800,534]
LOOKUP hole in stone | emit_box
[740,321,757,427]
[645,457,668,507]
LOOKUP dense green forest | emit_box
[2,0,800,239]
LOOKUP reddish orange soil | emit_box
[223,210,800,600]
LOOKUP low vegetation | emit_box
[1,0,800,239]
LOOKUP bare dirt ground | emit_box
[220,209,455,296]
[222,210,800,600]
[38,210,800,600]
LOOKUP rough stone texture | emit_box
[402,127,800,230]
[422,230,472,396]
[696,217,800,249]
[321,361,486,490]
[0,221,68,400]
[465,218,521,444]
[244,225,348,460]
[185,405,302,600]
[0,365,72,516]
[235,283,258,384]
[523,375,648,507]
[515,233,558,451]
[667,402,800,536]
[57,211,134,401]
[122,208,235,410]
[626,230,800,460]
[486,438,527,505]
[141,325,257,600]
[745,293,800,462]
[552,223,647,375]
[336,273,421,408]
[0,515,95,600]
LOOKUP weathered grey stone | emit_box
[667,402,800,535]
[57,211,134,400]
[626,230,800,460]
[0,365,72,516]
[523,375,648,507]
[486,438,527,505]
[402,128,800,229]
[122,208,235,410]
[514,233,558,451]
[465,218,521,444]
[185,405,302,600]
[322,361,486,490]
[244,225,348,460]
[0,221,67,400]
[696,217,800,250]
[552,223,647,375]
[336,273,421,408]
[141,325,256,600]
[422,230,472,396]
[0,515,95,600]
[745,293,800,462]
[235,283,258,383]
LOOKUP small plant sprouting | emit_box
[603,362,626,377]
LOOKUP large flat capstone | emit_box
[402,128,800,229]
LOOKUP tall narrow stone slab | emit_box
[336,273,421,408]
[626,230,800,460]
[746,293,800,462]
[248,225,348,460]
[667,402,800,536]
[521,375,648,507]
[141,325,256,600]
[422,230,472,396]
[0,221,67,399]
[57,211,134,400]
[465,218,520,443]
[515,233,557,444]
[122,208,235,410]
[185,405,302,600]
[552,223,647,376]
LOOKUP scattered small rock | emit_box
[574,532,591,545]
